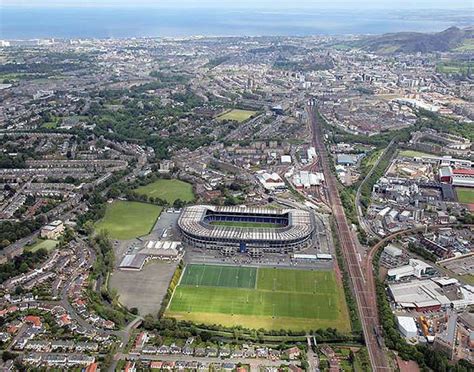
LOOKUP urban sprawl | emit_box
[0,29,473,372]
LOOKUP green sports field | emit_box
[209,221,284,228]
[166,265,350,331]
[95,201,162,240]
[180,264,256,288]
[456,187,474,204]
[216,109,257,123]
[134,179,194,204]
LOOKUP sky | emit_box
[2,0,473,9]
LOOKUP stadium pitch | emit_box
[166,264,351,331]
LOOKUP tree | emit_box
[130,307,139,315]
[2,351,17,362]
[19,262,29,273]
[173,199,185,209]
[83,220,95,236]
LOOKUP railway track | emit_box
[306,103,390,371]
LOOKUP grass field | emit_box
[456,187,474,204]
[208,221,283,228]
[166,265,350,331]
[436,61,474,75]
[134,179,194,204]
[25,239,58,253]
[454,39,474,52]
[362,149,383,169]
[95,201,162,240]
[216,109,257,123]
[399,150,434,158]
[180,265,256,288]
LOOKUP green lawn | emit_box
[180,265,256,288]
[436,61,474,75]
[208,221,284,228]
[166,265,350,331]
[257,268,336,294]
[25,239,58,253]
[134,179,194,204]
[399,150,434,158]
[216,109,257,123]
[95,201,162,240]
[456,187,474,204]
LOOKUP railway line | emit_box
[306,103,390,371]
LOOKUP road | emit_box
[366,223,474,288]
[307,103,390,371]
[108,316,143,372]
[116,352,285,370]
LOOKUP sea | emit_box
[0,7,473,39]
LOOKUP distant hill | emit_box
[356,26,474,54]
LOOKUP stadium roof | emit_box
[178,205,313,242]
[453,168,474,176]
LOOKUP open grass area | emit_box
[362,149,383,169]
[134,179,194,204]
[257,268,335,293]
[208,221,283,228]
[436,61,474,75]
[166,265,350,331]
[456,187,474,204]
[454,39,474,52]
[398,150,434,158]
[25,239,58,253]
[41,116,61,129]
[95,201,162,240]
[216,109,257,123]
[180,265,256,288]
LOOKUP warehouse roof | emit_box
[389,279,451,309]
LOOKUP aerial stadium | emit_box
[178,205,315,256]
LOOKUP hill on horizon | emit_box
[355,26,474,54]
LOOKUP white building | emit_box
[384,244,403,258]
[256,171,286,191]
[281,155,292,164]
[397,316,418,338]
[387,259,434,281]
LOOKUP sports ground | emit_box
[134,179,194,204]
[95,201,162,240]
[208,221,283,228]
[166,264,350,331]
[456,187,474,204]
[216,109,257,123]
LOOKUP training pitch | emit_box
[166,264,350,331]
[95,201,162,240]
[216,109,257,123]
[134,179,194,204]
[456,187,474,204]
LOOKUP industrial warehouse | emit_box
[178,205,315,256]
